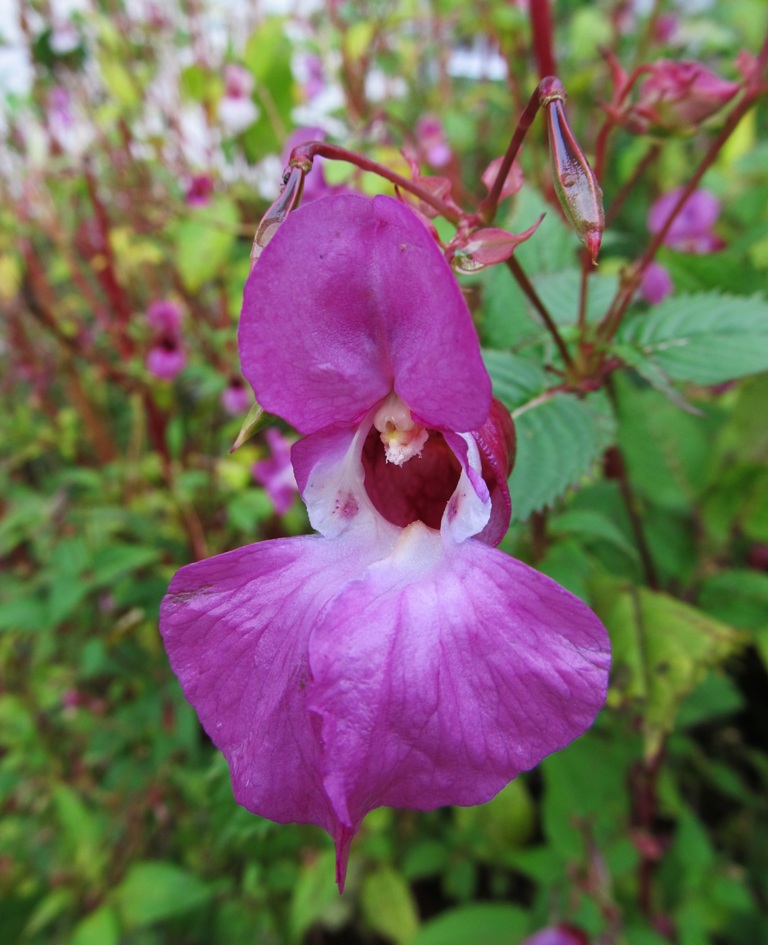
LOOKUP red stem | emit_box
[529,0,557,79]
[289,142,462,223]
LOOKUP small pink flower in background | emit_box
[160,193,610,889]
[221,377,251,416]
[218,64,259,134]
[648,187,723,253]
[185,174,214,207]
[482,154,524,201]
[522,926,589,945]
[47,87,73,129]
[146,299,183,334]
[146,338,187,381]
[146,300,186,380]
[629,60,740,133]
[639,261,674,304]
[300,54,326,101]
[653,15,678,44]
[416,115,452,168]
[252,429,299,515]
[49,20,80,55]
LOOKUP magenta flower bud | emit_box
[632,60,740,133]
[449,218,543,273]
[542,84,605,262]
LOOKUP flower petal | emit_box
[308,524,610,830]
[159,535,379,841]
[240,193,491,434]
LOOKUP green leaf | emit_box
[71,906,120,945]
[534,269,619,325]
[408,904,529,945]
[113,862,213,928]
[360,867,420,944]
[511,392,614,521]
[482,349,549,406]
[549,508,639,562]
[484,350,615,520]
[175,197,239,292]
[592,578,746,757]
[289,850,350,943]
[618,293,768,385]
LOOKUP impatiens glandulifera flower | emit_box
[481,153,524,202]
[159,193,611,890]
[218,64,259,134]
[252,428,299,515]
[221,377,251,416]
[648,186,723,254]
[639,261,674,305]
[630,60,740,134]
[185,173,214,208]
[541,81,605,263]
[146,300,186,381]
[521,925,589,945]
[416,115,453,168]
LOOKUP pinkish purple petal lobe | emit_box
[308,524,611,831]
[240,193,491,434]
[159,536,380,842]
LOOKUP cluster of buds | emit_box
[606,56,741,135]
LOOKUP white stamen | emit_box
[373,393,429,466]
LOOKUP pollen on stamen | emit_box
[373,393,429,466]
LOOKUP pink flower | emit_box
[159,194,610,889]
[630,60,739,133]
[146,338,187,381]
[218,64,259,134]
[416,115,452,168]
[221,377,251,416]
[185,174,214,208]
[146,299,183,335]
[639,261,674,304]
[146,300,185,380]
[522,927,589,945]
[648,187,723,253]
[252,429,299,515]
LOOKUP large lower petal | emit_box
[240,193,491,435]
[308,523,611,830]
[159,534,381,839]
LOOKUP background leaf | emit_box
[618,293,768,384]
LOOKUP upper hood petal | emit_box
[240,193,491,434]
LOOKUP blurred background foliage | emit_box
[2,1,768,943]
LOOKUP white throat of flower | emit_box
[373,393,429,466]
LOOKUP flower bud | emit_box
[630,60,740,133]
[448,219,542,273]
[542,91,604,263]
[250,164,307,269]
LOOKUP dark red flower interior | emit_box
[362,429,461,530]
